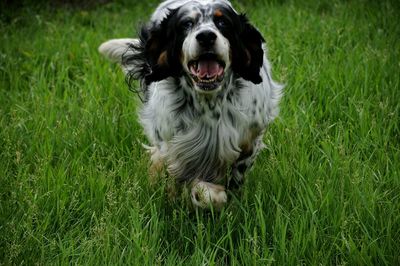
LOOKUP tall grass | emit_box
[0,0,399,264]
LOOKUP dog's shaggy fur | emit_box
[99,0,283,209]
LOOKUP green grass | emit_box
[1,0,399,264]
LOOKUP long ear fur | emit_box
[117,9,182,85]
[232,15,265,84]
[140,9,182,84]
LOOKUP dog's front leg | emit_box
[230,135,266,189]
[142,144,166,185]
[190,179,227,209]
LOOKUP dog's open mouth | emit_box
[188,53,225,92]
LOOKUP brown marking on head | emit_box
[214,9,223,17]
[157,51,168,66]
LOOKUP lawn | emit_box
[0,0,399,264]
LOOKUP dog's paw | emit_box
[191,181,227,209]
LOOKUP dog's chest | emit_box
[140,78,267,150]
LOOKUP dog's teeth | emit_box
[198,76,218,83]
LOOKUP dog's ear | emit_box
[140,9,182,84]
[99,9,181,85]
[231,15,265,84]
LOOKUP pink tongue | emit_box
[198,60,221,78]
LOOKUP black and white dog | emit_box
[99,0,282,209]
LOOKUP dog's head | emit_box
[100,1,265,94]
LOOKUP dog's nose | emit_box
[196,30,217,47]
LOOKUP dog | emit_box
[99,0,283,209]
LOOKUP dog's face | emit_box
[180,4,231,93]
[139,1,265,93]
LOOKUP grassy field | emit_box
[1,0,399,264]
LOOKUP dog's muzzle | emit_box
[185,30,228,92]
[188,52,225,92]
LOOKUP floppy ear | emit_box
[232,15,265,84]
[99,10,181,85]
[140,9,182,84]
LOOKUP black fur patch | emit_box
[123,8,186,98]
[212,5,265,84]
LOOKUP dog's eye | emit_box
[214,18,227,28]
[181,20,194,30]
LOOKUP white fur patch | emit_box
[191,180,227,209]
[98,38,138,63]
